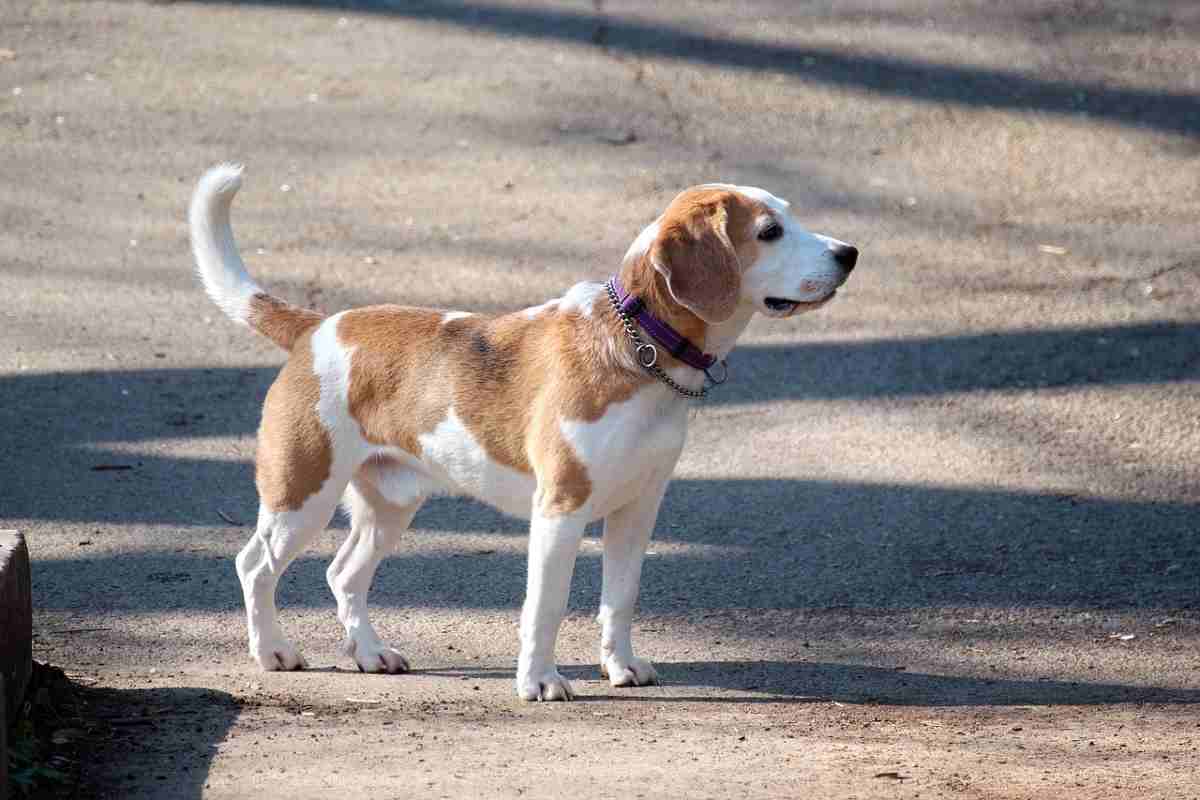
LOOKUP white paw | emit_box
[516,668,575,702]
[251,639,308,671]
[342,637,410,674]
[601,655,658,688]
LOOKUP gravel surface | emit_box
[2,1,1198,797]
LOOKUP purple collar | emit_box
[607,276,718,372]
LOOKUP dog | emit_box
[189,163,857,701]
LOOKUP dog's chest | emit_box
[561,389,688,516]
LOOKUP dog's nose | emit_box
[832,245,858,272]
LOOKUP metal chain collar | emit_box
[604,279,727,399]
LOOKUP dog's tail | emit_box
[188,163,323,351]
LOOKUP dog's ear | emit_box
[650,194,742,324]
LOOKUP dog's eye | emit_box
[758,223,783,242]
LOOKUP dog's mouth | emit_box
[763,291,836,317]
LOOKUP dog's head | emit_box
[624,184,856,323]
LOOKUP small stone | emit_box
[280,183,291,192]
[597,129,637,146]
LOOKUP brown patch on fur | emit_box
[338,308,451,456]
[336,304,650,516]
[247,293,325,351]
[654,198,740,323]
[255,329,333,511]
[619,188,768,352]
[719,192,766,270]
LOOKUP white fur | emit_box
[558,281,604,317]
[701,183,851,313]
[623,218,660,263]
[189,164,263,324]
[521,299,559,319]
[207,166,855,699]
[414,408,537,519]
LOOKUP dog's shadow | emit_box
[414,660,1200,706]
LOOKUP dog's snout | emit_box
[832,244,858,272]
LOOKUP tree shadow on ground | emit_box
[28,469,1200,613]
[418,661,1200,706]
[81,685,239,800]
[6,319,1200,614]
[213,0,1200,138]
[3,320,1197,526]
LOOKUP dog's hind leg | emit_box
[327,477,422,674]
[236,488,343,670]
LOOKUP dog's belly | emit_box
[362,394,686,522]
[369,453,536,519]
[363,408,538,519]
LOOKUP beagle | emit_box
[189,164,857,701]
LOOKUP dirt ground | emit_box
[2,0,1199,797]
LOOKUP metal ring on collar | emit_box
[636,343,658,368]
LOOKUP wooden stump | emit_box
[0,531,32,734]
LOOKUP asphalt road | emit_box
[2,1,1198,797]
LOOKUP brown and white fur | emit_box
[189,164,857,701]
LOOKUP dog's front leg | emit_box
[516,509,586,701]
[597,476,669,688]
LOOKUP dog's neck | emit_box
[615,256,755,367]
[702,303,756,361]
[615,257,707,350]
